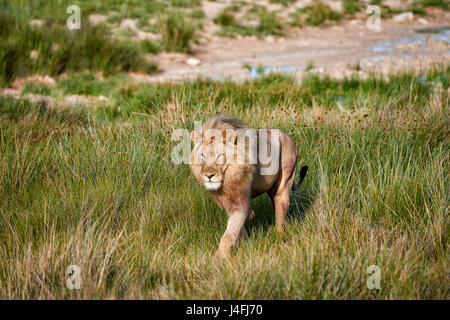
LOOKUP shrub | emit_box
[214,10,235,26]
[305,1,341,26]
[343,0,361,15]
[258,10,283,35]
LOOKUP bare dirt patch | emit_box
[137,9,450,82]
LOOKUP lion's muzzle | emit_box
[204,181,222,191]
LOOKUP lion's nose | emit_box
[205,173,215,180]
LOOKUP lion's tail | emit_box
[292,165,308,191]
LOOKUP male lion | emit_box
[190,115,308,259]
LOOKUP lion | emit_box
[189,115,308,259]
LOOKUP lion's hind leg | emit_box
[273,159,297,234]
[273,190,290,234]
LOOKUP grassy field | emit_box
[0,0,205,86]
[3,0,448,86]
[0,67,448,299]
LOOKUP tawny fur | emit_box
[190,115,304,259]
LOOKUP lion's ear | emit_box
[190,130,200,143]
[225,129,237,144]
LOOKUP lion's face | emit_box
[196,141,228,191]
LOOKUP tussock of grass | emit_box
[57,73,125,97]
[304,1,341,26]
[159,12,196,53]
[343,0,361,15]
[214,10,236,27]
[22,83,52,96]
[306,61,316,72]
[0,0,210,85]
[290,1,341,27]
[258,10,284,35]
[217,6,283,37]
[269,0,297,5]
[138,39,162,55]
[169,0,201,7]
[0,10,156,86]
[0,67,449,299]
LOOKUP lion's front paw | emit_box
[214,248,231,260]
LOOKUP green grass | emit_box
[420,0,449,10]
[159,12,197,53]
[306,61,315,72]
[0,1,161,86]
[138,39,162,55]
[304,1,341,26]
[214,9,236,27]
[0,0,211,86]
[217,6,284,37]
[343,0,361,15]
[22,83,53,96]
[290,1,341,27]
[380,0,449,18]
[349,60,362,71]
[20,73,129,101]
[269,0,297,5]
[0,18,155,86]
[0,66,448,299]
[57,73,127,97]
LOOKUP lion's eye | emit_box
[216,153,224,161]
[199,153,206,161]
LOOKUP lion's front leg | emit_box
[215,210,249,259]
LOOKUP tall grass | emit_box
[343,0,361,15]
[304,1,341,26]
[214,10,236,27]
[290,1,341,27]
[0,3,157,86]
[217,6,283,37]
[159,12,197,53]
[0,67,448,299]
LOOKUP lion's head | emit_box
[190,115,250,192]
[194,139,227,191]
